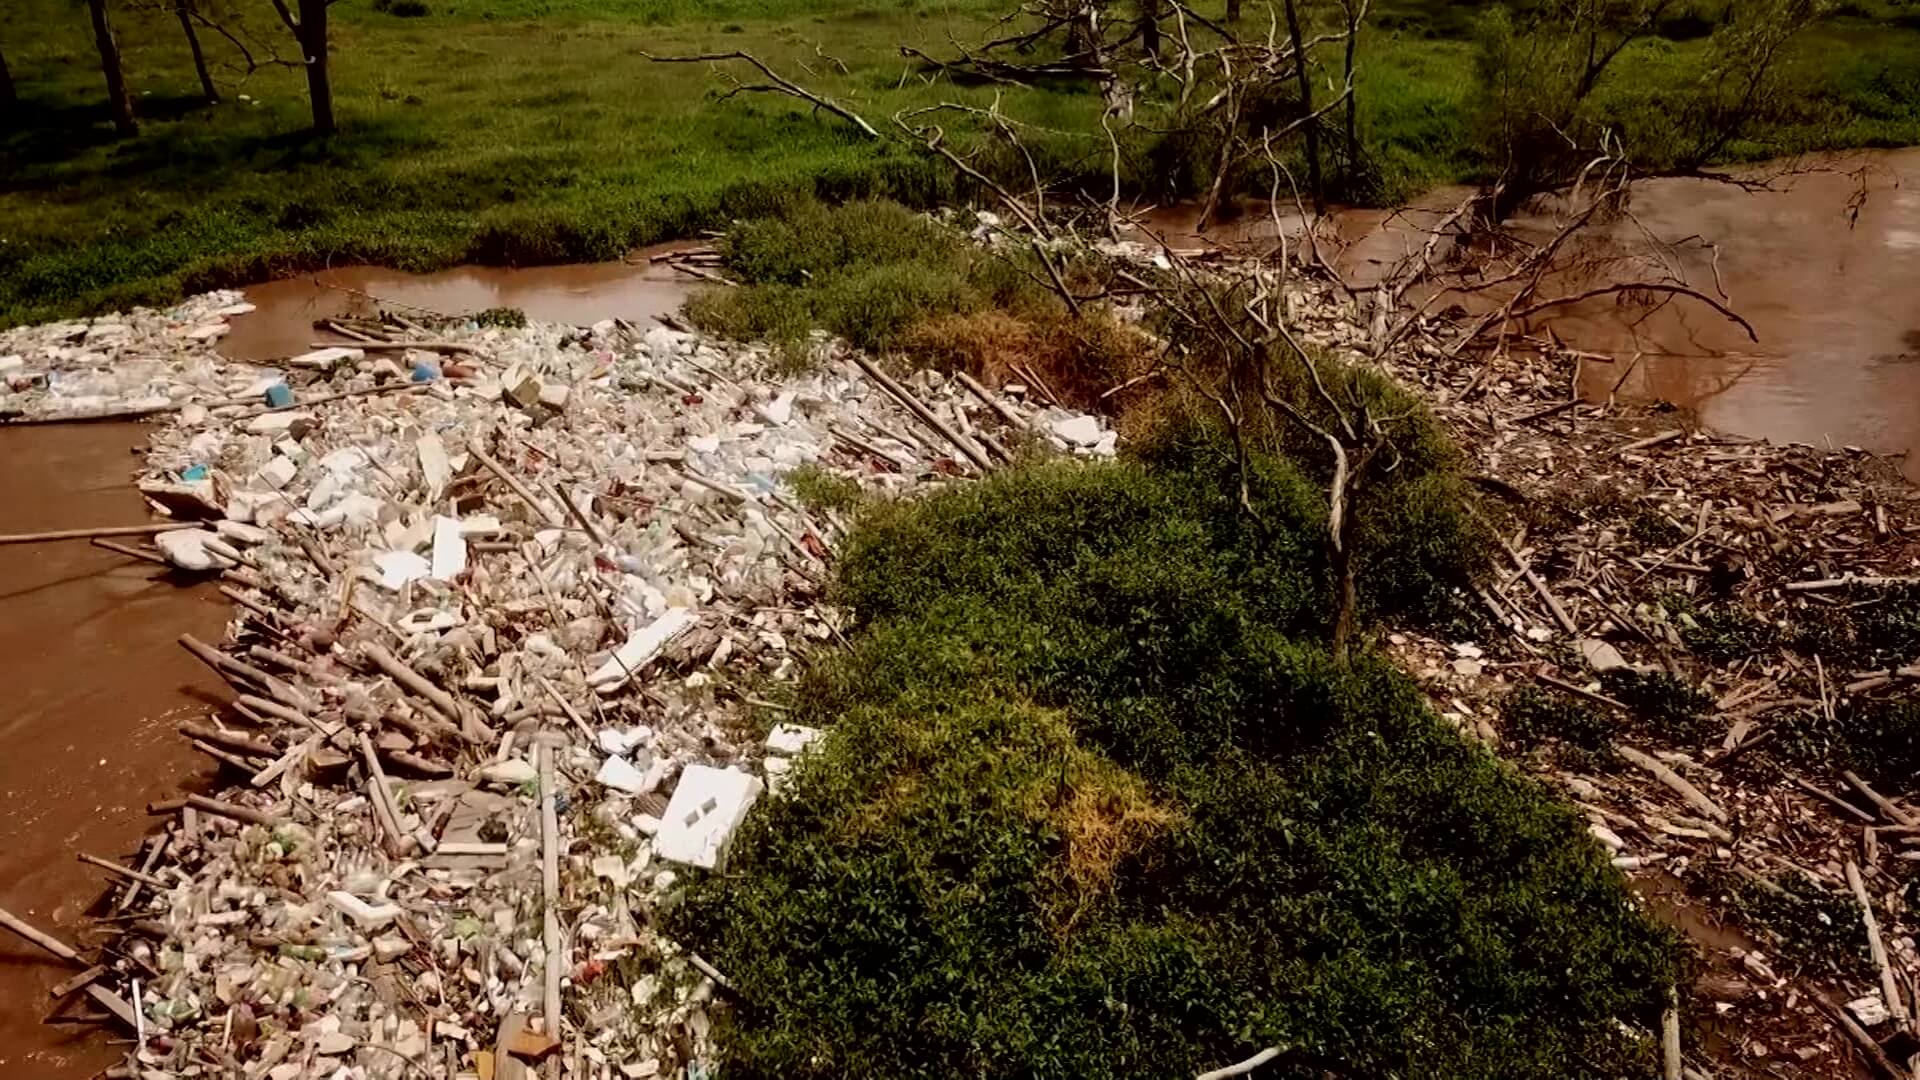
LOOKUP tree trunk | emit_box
[0,41,15,117]
[1281,0,1321,209]
[86,0,137,137]
[176,2,218,104]
[1140,0,1160,58]
[1342,2,1359,184]
[1226,0,1241,21]
[297,0,333,135]
[1330,536,1357,666]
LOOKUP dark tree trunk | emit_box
[1226,0,1241,21]
[1281,0,1321,209]
[297,0,333,135]
[0,41,15,117]
[176,2,218,104]
[86,0,137,137]
[1140,0,1160,58]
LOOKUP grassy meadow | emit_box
[4,0,1920,324]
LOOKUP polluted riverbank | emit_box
[0,286,1118,1078]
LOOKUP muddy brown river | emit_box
[1154,148,1920,477]
[0,424,229,1077]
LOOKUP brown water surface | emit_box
[221,255,697,361]
[1141,149,1920,476]
[0,424,228,1078]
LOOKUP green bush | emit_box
[669,447,1679,1080]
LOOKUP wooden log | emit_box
[1843,771,1920,827]
[1785,575,1920,593]
[1661,985,1682,1080]
[539,742,563,1043]
[1197,1047,1284,1080]
[82,985,138,1030]
[47,965,107,999]
[466,440,562,526]
[181,794,283,828]
[362,644,485,744]
[1615,744,1728,823]
[0,522,195,547]
[851,353,994,472]
[181,634,316,713]
[0,905,83,964]
[1814,994,1908,1080]
[250,735,319,789]
[1846,859,1909,1028]
[1794,776,1878,825]
[1613,429,1684,456]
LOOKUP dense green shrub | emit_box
[669,446,1679,1080]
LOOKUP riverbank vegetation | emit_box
[670,430,1681,1079]
[5,0,1920,323]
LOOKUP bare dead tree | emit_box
[641,50,881,139]
[268,0,336,134]
[176,0,219,103]
[86,0,138,136]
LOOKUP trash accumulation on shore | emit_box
[4,213,1920,1079]
[0,290,1114,1079]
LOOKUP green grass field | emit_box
[4,0,1920,325]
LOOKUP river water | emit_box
[1149,148,1920,477]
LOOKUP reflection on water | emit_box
[1137,149,1920,477]
[220,249,699,362]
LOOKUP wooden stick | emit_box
[538,741,563,1043]
[535,673,595,743]
[1847,860,1910,1027]
[189,738,266,773]
[1197,1046,1284,1080]
[850,353,994,472]
[361,644,483,743]
[179,722,278,759]
[76,853,168,891]
[1615,744,1728,823]
[467,440,562,526]
[1495,533,1578,635]
[90,538,170,567]
[113,830,171,913]
[358,732,408,857]
[0,522,195,546]
[230,380,427,420]
[1661,985,1682,1080]
[181,634,316,713]
[1794,776,1878,825]
[954,370,1028,431]
[551,483,606,548]
[1612,429,1684,456]
[1536,670,1629,711]
[313,339,479,355]
[0,905,83,964]
[1843,771,1919,827]
[1785,575,1920,593]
